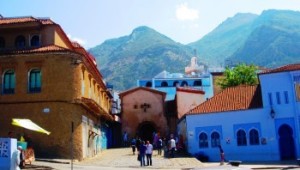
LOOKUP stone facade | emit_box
[119,87,168,141]
[0,17,113,160]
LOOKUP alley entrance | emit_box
[137,121,156,142]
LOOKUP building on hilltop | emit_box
[179,63,300,161]
[0,16,117,160]
[137,57,214,101]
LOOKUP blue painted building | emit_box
[179,63,300,161]
[137,57,215,101]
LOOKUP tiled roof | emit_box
[0,16,55,25]
[187,85,262,115]
[260,63,300,75]
[119,87,166,98]
[0,45,70,54]
[176,87,205,94]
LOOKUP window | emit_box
[249,129,259,145]
[161,81,168,87]
[211,132,220,147]
[173,81,179,87]
[199,132,208,148]
[268,93,273,106]
[30,35,40,47]
[28,69,41,93]
[3,70,15,94]
[0,37,5,48]
[193,80,202,86]
[237,129,247,146]
[15,35,26,48]
[181,81,188,87]
[145,81,152,87]
[276,92,281,104]
[284,91,289,104]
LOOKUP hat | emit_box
[17,146,22,150]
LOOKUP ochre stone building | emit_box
[119,87,167,141]
[0,16,113,160]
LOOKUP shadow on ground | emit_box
[22,164,54,170]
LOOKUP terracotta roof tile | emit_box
[260,63,300,75]
[0,16,55,25]
[0,45,69,54]
[119,87,166,98]
[187,85,262,115]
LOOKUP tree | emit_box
[217,64,258,89]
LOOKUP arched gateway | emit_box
[137,121,157,142]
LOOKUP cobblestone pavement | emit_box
[25,148,300,170]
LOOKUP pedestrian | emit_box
[218,145,225,165]
[123,131,128,147]
[136,137,141,152]
[131,138,136,155]
[168,135,176,158]
[138,141,147,166]
[157,137,163,155]
[11,146,22,170]
[145,141,153,166]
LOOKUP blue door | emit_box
[278,124,295,160]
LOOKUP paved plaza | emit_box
[24,148,300,170]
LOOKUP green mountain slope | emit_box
[188,13,258,66]
[89,26,194,90]
[228,10,300,67]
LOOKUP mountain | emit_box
[89,26,194,90]
[228,10,300,67]
[90,9,300,90]
[188,13,258,66]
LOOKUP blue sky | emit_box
[1,0,300,48]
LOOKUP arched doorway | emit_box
[137,121,156,142]
[278,124,295,160]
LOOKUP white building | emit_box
[179,63,300,161]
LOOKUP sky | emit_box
[1,0,300,48]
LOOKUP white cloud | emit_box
[67,34,87,46]
[176,3,199,21]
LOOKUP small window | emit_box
[161,81,168,87]
[199,132,208,148]
[28,69,41,93]
[268,93,273,106]
[145,81,152,87]
[276,92,281,105]
[15,35,26,48]
[237,129,247,146]
[0,37,5,48]
[181,81,188,87]
[211,132,220,148]
[30,35,40,47]
[3,70,15,94]
[193,80,202,86]
[173,81,179,87]
[284,91,289,104]
[249,129,259,145]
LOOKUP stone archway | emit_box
[137,121,157,142]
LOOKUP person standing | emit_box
[131,138,136,155]
[139,141,146,166]
[168,135,176,158]
[145,141,153,166]
[123,131,128,147]
[11,146,22,170]
[156,137,163,155]
[135,137,141,152]
[218,145,225,165]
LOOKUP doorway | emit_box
[137,121,156,142]
[278,124,295,160]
